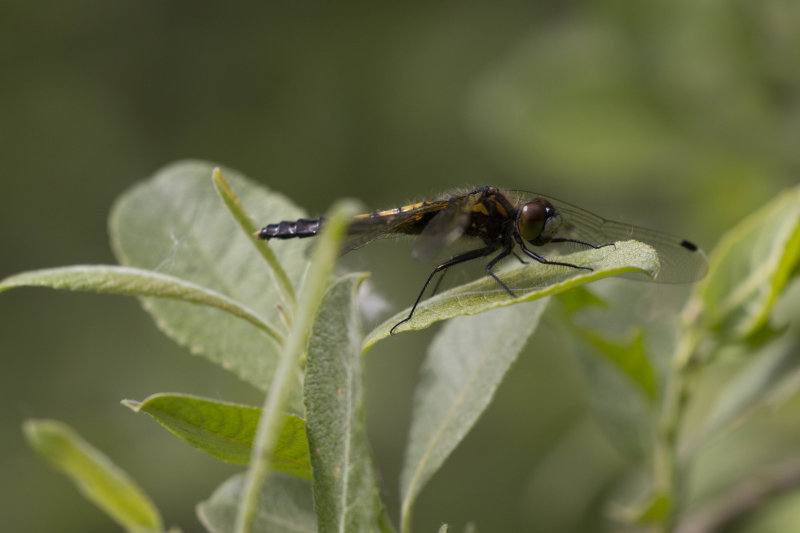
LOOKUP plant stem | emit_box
[655,325,704,528]
[234,199,358,533]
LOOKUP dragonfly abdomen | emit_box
[258,218,323,240]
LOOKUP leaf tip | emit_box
[121,399,142,412]
[211,167,233,196]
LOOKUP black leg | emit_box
[484,245,516,298]
[549,237,615,250]
[432,246,521,295]
[390,246,497,335]
[430,267,448,297]
[515,235,594,272]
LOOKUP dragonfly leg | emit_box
[432,244,518,300]
[549,237,615,249]
[485,245,516,298]
[516,237,594,272]
[430,267,448,297]
[390,246,497,335]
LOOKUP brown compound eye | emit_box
[518,199,551,242]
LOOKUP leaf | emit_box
[566,331,654,459]
[548,290,658,458]
[579,329,657,403]
[691,335,800,450]
[399,299,548,532]
[23,419,163,533]
[691,184,800,341]
[364,239,659,350]
[198,473,316,533]
[0,265,281,343]
[304,273,382,532]
[236,199,361,533]
[109,160,310,391]
[122,393,310,478]
[212,168,296,313]
[553,285,609,317]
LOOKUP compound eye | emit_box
[518,200,550,241]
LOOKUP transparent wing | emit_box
[410,194,477,261]
[550,197,707,283]
[508,191,708,283]
[340,201,449,255]
[339,221,400,254]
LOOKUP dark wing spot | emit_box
[680,240,699,252]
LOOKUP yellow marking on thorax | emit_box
[472,202,489,216]
[495,203,508,217]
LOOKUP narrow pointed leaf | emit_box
[23,419,163,533]
[364,240,659,349]
[690,185,800,340]
[212,168,295,312]
[305,273,382,532]
[109,160,309,391]
[236,199,360,533]
[0,265,281,343]
[400,299,548,531]
[198,473,316,533]
[122,393,310,478]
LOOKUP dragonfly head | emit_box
[517,198,562,245]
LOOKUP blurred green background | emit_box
[1,2,798,532]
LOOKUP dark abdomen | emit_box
[258,218,323,240]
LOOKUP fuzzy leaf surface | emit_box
[109,160,309,391]
[0,265,280,341]
[304,273,382,532]
[364,240,659,349]
[399,299,548,531]
[198,473,316,533]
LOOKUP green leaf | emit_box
[198,473,316,533]
[579,329,657,403]
[236,199,360,533]
[399,299,549,533]
[691,335,800,450]
[0,265,281,343]
[122,393,311,478]
[691,184,800,341]
[304,273,383,532]
[548,307,657,458]
[364,239,659,350]
[212,168,296,313]
[553,285,609,317]
[23,419,163,533]
[564,329,654,459]
[109,160,309,391]
[611,491,671,527]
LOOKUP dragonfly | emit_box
[258,186,708,333]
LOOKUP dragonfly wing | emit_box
[410,195,476,260]
[547,197,708,283]
[340,201,450,255]
[340,222,397,254]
